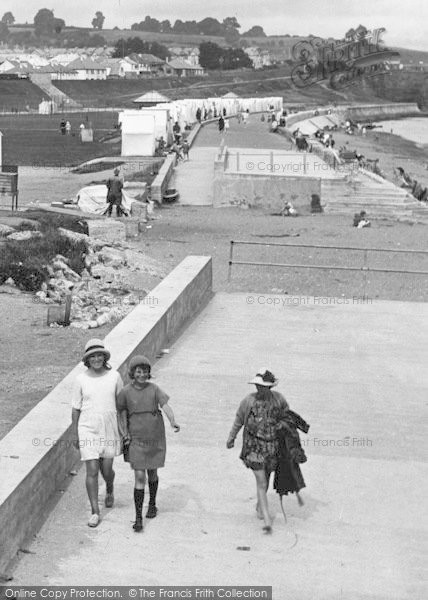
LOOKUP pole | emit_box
[228,241,235,282]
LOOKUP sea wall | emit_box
[0,255,212,575]
[343,102,420,121]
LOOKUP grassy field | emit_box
[0,111,120,166]
[0,80,46,112]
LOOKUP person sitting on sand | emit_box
[353,211,371,228]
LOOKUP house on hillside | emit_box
[243,47,272,69]
[65,58,108,80]
[38,64,80,80]
[164,58,205,77]
[127,53,166,76]
[0,59,33,78]
[50,53,81,66]
[168,47,201,66]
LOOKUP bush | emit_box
[14,220,39,232]
[0,229,88,291]
[20,210,89,235]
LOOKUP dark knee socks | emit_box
[148,479,158,507]
[106,471,115,494]
[134,488,144,519]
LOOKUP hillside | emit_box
[0,79,46,111]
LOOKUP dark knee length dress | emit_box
[117,382,169,470]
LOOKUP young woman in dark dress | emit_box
[118,355,180,532]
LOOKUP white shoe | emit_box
[88,513,100,528]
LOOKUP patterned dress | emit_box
[240,394,284,472]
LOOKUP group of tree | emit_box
[0,11,14,41]
[199,41,253,70]
[130,15,265,39]
[112,38,169,60]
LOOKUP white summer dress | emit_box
[72,369,123,461]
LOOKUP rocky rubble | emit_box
[4,227,166,329]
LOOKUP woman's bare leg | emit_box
[254,470,272,531]
[85,459,100,514]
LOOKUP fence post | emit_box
[228,241,235,282]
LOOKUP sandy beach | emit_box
[332,125,428,189]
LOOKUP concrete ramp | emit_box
[10,292,428,599]
[170,147,217,205]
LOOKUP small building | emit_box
[164,58,205,77]
[127,53,166,76]
[133,91,170,108]
[65,58,108,80]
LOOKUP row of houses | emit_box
[0,47,206,80]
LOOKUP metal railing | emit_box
[228,240,428,292]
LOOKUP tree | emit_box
[112,37,168,60]
[198,17,224,36]
[199,41,224,69]
[223,17,240,31]
[34,9,64,37]
[242,26,266,37]
[160,20,172,33]
[92,11,105,30]
[0,21,9,42]
[1,11,14,25]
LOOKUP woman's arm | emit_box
[71,408,80,450]
[226,398,248,448]
[162,403,180,432]
[118,409,130,441]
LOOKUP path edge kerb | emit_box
[0,254,212,574]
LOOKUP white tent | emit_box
[76,185,136,215]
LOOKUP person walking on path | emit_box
[182,139,190,161]
[105,168,125,217]
[118,355,180,533]
[226,368,289,534]
[218,115,225,134]
[71,339,124,528]
[224,118,230,134]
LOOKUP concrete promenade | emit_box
[10,293,428,599]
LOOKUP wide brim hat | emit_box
[248,368,278,387]
[83,338,110,362]
[128,355,151,373]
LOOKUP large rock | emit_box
[7,230,42,241]
[87,219,126,243]
[0,224,15,237]
[97,246,126,268]
[58,228,89,244]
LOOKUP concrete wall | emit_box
[343,102,420,121]
[150,154,177,204]
[0,255,212,574]
[213,170,321,212]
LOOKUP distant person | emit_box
[105,168,125,217]
[182,139,190,161]
[224,119,230,134]
[65,121,71,135]
[218,116,225,133]
[353,210,371,228]
[310,194,323,213]
[223,107,227,117]
[196,107,202,123]
[79,123,85,142]
[60,119,66,135]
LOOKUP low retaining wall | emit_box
[150,154,177,204]
[213,170,321,211]
[343,102,420,122]
[0,255,212,574]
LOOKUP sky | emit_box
[7,0,428,50]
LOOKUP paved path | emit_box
[170,119,294,206]
[11,293,428,599]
